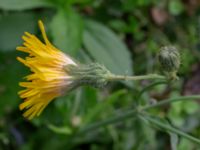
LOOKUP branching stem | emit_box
[79,95,200,133]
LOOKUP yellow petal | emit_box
[38,20,51,46]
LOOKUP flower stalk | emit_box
[64,63,167,90]
[105,74,166,82]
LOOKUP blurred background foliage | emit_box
[0,0,200,149]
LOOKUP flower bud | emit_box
[158,46,180,79]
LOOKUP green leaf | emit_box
[183,101,199,114]
[168,0,184,16]
[50,9,83,56]
[0,0,52,11]
[168,102,184,126]
[83,20,133,76]
[47,124,72,135]
[83,89,127,124]
[80,87,98,112]
[0,51,27,116]
[0,12,45,51]
[178,138,194,150]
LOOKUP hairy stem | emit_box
[106,74,166,81]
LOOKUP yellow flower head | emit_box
[17,20,77,120]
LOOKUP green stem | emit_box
[106,74,166,81]
[139,114,200,144]
[141,95,200,110]
[80,108,137,133]
[137,80,168,100]
[79,95,200,133]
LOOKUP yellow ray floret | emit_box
[17,20,77,120]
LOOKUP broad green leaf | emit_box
[168,102,184,127]
[0,51,27,116]
[83,20,133,76]
[78,87,98,113]
[83,89,127,124]
[0,0,52,11]
[50,9,83,56]
[0,12,44,51]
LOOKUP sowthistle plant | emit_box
[17,20,200,145]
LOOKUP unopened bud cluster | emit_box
[158,46,180,79]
